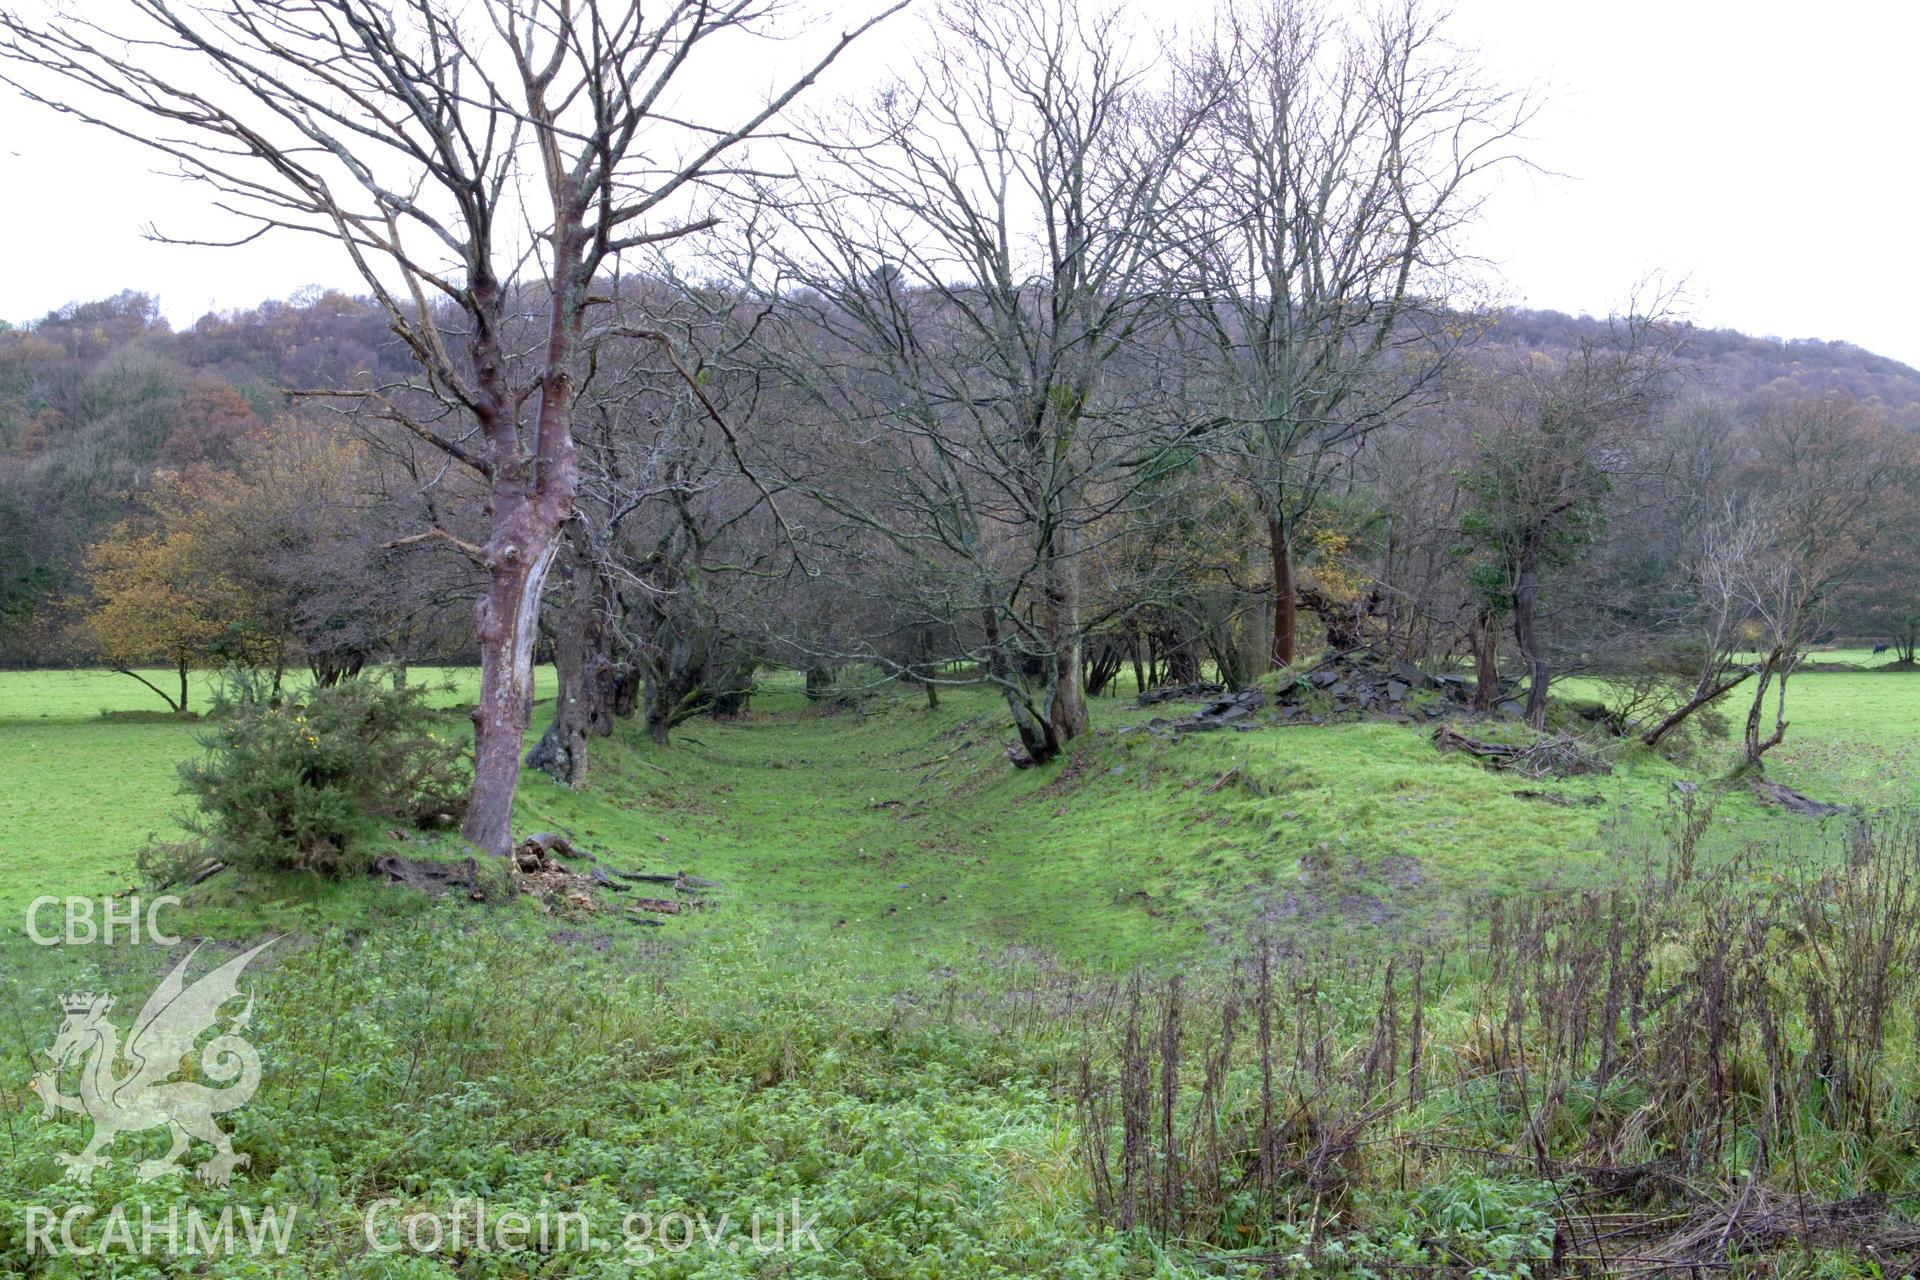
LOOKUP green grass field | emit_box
[3,658,1917,1276]
[3,657,1911,961]
[0,666,491,915]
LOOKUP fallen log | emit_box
[1434,725,1611,778]
[519,831,592,861]
[1434,725,1517,760]
[186,858,229,887]
[613,869,718,890]
[372,853,481,898]
[1751,779,1844,817]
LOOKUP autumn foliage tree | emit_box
[83,419,408,709]
[85,510,242,713]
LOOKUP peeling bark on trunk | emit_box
[462,268,581,854]
[465,529,563,856]
[1268,517,1296,669]
[0,0,885,872]
[460,230,584,855]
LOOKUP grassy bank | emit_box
[6,658,1911,959]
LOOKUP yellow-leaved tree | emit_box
[86,419,401,711]
[84,509,245,713]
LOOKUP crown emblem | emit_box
[61,992,112,1015]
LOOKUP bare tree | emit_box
[1638,505,1767,748]
[1174,0,1530,667]
[0,0,897,853]
[741,0,1210,763]
[1356,402,1479,668]
[1732,389,1905,768]
[528,293,774,782]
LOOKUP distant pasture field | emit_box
[0,666,511,913]
[1745,657,1920,807]
[1564,649,1920,810]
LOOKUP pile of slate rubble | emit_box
[1130,648,1515,735]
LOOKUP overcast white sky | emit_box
[2,0,1915,363]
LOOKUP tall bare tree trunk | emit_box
[466,526,563,855]
[1512,563,1548,729]
[0,0,892,866]
[463,279,580,855]
[1470,608,1501,712]
[529,534,615,789]
[1742,648,1789,768]
[1268,518,1296,668]
[1045,529,1088,743]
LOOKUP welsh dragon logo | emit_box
[29,940,274,1187]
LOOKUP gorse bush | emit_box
[179,670,468,874]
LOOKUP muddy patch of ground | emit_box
[1249,852,1428,935]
